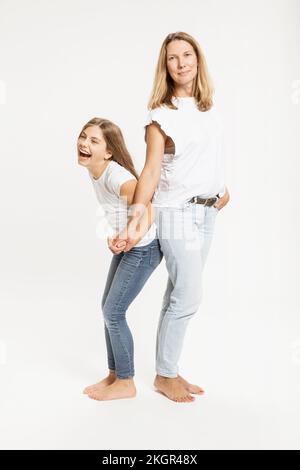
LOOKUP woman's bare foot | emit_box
[88,378,137,401]
[83,371,116,395]
[178,375,205,395]
[154,375,195,403]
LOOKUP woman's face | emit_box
[77,125,112,168]
[166,39,198,89]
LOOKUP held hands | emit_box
[108,203,154,254]
[107,236,127,255]
[114,220,141,253]
[107,220,141,254]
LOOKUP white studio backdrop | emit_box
[0,0,299,450]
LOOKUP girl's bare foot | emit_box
[178,375,205,395]
[88,378,137,401]
[154,375,195,403]
[83,371,116,395]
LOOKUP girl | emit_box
[113,32,230,403]
[78,117,163,401]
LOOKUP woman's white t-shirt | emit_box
[144,96,226,208]
[89,160,156,247]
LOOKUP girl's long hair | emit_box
[148,31,214,112]
[79,117,139,179]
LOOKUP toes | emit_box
[174,394,195,403]
[186,395,195,402]
[171,395,181,403]
[181,393,193,402]
[88,393,101,401]
[187,385,205,395]
[191,388,205,395]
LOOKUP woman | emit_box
[78,117,163,401]
[113,32,230,403]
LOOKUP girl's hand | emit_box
[113,220,141,252]
[214,186,230,210]
[107,237,126,254]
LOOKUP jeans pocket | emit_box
[122,249,143,268]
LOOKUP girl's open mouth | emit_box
[79,150,92,158]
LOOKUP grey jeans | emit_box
[155,202,219,377]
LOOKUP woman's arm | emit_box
[120,179,155,244]
[113,123,165,251]
[127,123,165,223]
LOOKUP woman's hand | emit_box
[107,236,126,255]
[214,186,230,210]
[112,219,141,253]
[113,201,155,252]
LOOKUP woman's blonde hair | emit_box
[148,31,214,112]
[79,117,139,179]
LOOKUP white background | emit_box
[0,0,299,450]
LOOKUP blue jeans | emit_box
[155,202,219,377]
[101,237,163,379]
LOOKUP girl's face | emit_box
[77,125,112,168]
[166,39,198,89]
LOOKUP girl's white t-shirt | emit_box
[144,96,226,208]
[89,160,156,247]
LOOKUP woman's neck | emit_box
[173,84,194,98]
